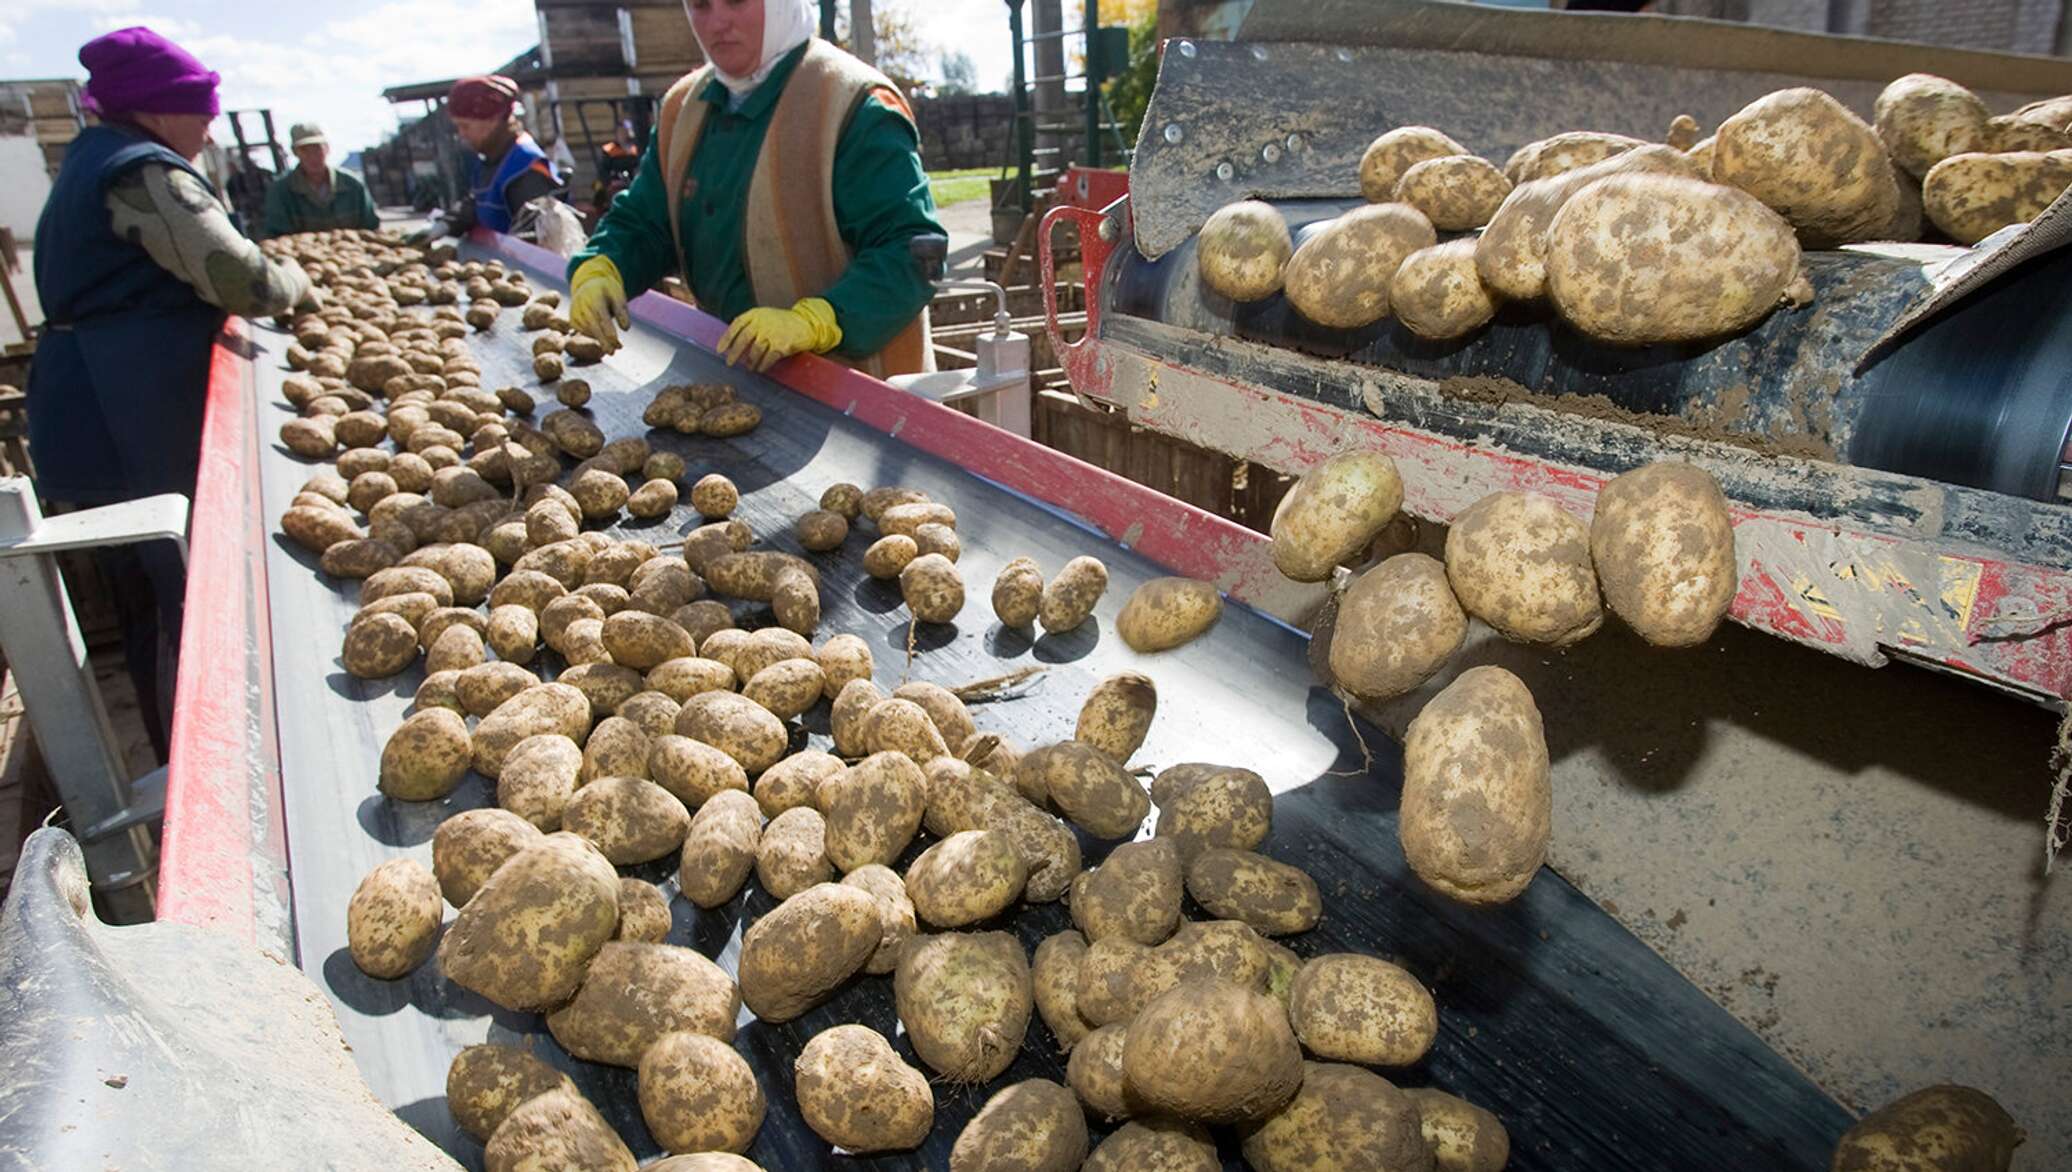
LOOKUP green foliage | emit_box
[1102,13,1160,150]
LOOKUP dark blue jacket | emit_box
[28,123,225,503]
[468,132,556,235]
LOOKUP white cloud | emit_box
[91,14,199,39]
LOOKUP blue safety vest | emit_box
[467,133,555,234]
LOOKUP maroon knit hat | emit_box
[448,76,522,120]
[79,27,221,118]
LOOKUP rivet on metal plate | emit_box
[1251,45,1269,61]
[1285,134,1302,152]
[1334,47,1353,62]
[1215,161,1234,181]
[1163,123,1184,144]
[1262,143,1282,163]
[1176,40,1197,58]
[1098,217,1118,242]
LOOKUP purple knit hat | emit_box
[79,27,221,118]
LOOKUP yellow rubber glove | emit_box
[718,297,842,372]
[569,254,631,354]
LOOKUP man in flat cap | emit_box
[262,122,379,237]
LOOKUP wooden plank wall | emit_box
[1030,390,1294,533]
[538,2,702,194]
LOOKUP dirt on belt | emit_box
[1436,373,1840,463]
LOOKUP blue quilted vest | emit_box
[468,132,553,234]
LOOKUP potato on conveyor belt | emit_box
[1404,1087,1512,1172]
[1239,1062,1432,1172]
[1327,552,1467,701]
[1714,87,1900,248]
[754,749,844,817]
[1829,1084,2023,1172]
[1116,575,1223,652]
[612,877,671,942]
[895,929,1033,1083]
[1197,199,1293,302]
[822,750,927,871]
[991,555,1045,627]
[737,882,881,1021]
[1066,1024,1138,1121]
[438,832,620,1010]
[1152,763,1272,862]
[1875,73,1990,177]
[678,789,764,907]
[1281,202,1436,330]
[1504,130,1645,184]
[900,551,965,623]
[1075,919,1273,1027]
[756,806,832,899]
[1390,238,1500,341]
[638,1030,766,1156]
[345,857,442,979]
[1359,126,1469,202]
[560,776,690,865]
[950,1079,1089,1172]
[1269,449,1403,583]
[1122,979,1303,1125]
[482,1086,634,1172]
[1015,740,1148,839]
[1400,665,1551,906]
[1032,930,1096,1051]
[1084,1118,1220,1171]
[377,707,471,801]
[1394,154,1513,231]
[1184,847,1322,937]
[1070,837,1183,946]
[445,1043,577,1143]
[1287,952,1437,1067]
[1590,461,1739,647]
[1922,149,2072,244]
[433,807,542,907]
[794,1025,933,1154]
[1039,554,1108,633]
[544,941,739,1066]
[839,863,916,975]
[1075,670,1155,763]
[905,829,1028,927]
[1476,143,1705,303]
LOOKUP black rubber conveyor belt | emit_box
[246,241,1852,1170]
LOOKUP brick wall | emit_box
[1652,0,2067,52]
[911,93,1018,171]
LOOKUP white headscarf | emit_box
[693,0,817,99]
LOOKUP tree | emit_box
[1102,8,1159,148]
[832,0,935,95]
[938,50,977,96]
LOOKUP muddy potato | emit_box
[794,1025,933,1154]
[491,569,569,616]
[1123,979,1303,1125]
[771,567,821,637]
[1875,73,1990,177]
[649,733,751,809]
[1391,238,1499,340]
[913,522,961,562]
[678,789,764,907]
[599,610,694,670]
[1715,87,1899,247]
[1066,1023,1141,1121]
[672,601,736,648]
[1075,919,1274,1027]
[616,690,681,739]
[732,627,812,683]
[831,863,914,976]
[282,415,338,458]
[498,733,583,831]
[991,556,1045,627]
[322,537,401,580]
[642,451,686,483]
[1589,461,1738,647]
[1116,577,1223,652]
[822,751,928,871]
[1394,155,1513,231]
[1084,1119,1221,1172]
[754,750,844,818]
[1018,741,1148,839]
[737,881,882,1021]
[1286,952,1437,1066]
[1477,145,1704,303]
[627,478,678,519]
[899,552,965,623]
[691,473,738,518]
[482,1087,634,1172]
[1403,1089,1511,1172]
[1075,671,1156,763]
[813,633,873,701]
[1240,1063,1433,1172]
[346,858,443,979]
[1360,126,1469,202]
[569,467,630,520]
[378,707,473,801]
[414,669,465,714]
[640,656,733,705]
[924,759,1081,903]
[638,1031,765,1155]
[612,877,672,943]
[818,482,864,519]
[1829,1084,2023,1172]
[676,691,788,775]
[742,658,827,720]
[1039,555,1107,634]
[1072,838,1183,945]
[877,501,957,538]
[439,832,620,1010]
[1328,552,1467,700]
[701,401,762,437]
[756,806,832,898]
[895,930,1033,1083]
[1401,665,1550,905]
[1198,199,1293,301]
[853,535,917,583]
[795,509,848,551]
[1922,149,2072,244]
[865,697,951,764]
[906,829,1029,927]
[705,551,818,603]
[425,622,486,675]
[1984,113,2072,153]
[545,941,738,1067]
[1444,491,1602,646]
[481,604,538,665]
[1185,848,1321,937]
[342,612,419,678]
[1269,450,1402,583]
[1033,930,1096,1051]
[433,808,542,907]
[446,1044,577,1142]
[354,590,438,633]
[950,1079,1089,1172]
[561,776,690,865]
[831,678,887,757]
[470,681,592,778]
[560,663,644,719]
[886,682,971,749]
[1503,130,1644,184]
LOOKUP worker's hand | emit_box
[719,298,842,373]
[569,254,631,354]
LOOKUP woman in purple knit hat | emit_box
[28,27,313,759]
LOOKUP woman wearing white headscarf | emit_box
[567,0,943,378]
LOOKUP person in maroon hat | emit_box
[430,75,563,238]
[28,26,314,759]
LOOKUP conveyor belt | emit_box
[247,242,1852,1169]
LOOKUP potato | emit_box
[560,662,644,718]
[864,697,951,763]
[701,401,762,437]
[756,806,832,898]
[913,522,961,563]
[1442,491,1600,646]
[1071,838,1183,945]
[822,751,928,871]
[991,556,1045,627]
[282,503,362,553]
[1185,848,1320,936]
[1922,149,2072,244]
[1359,126,1468,202]
[1151,766,1270,868]
[890,681,975,748]
[705,552,817,603]
[616,690,682,740]
[377,707,472,801]
[346,858,442,979]
[831,678,887,757]
[1589,461,1738,647]
[561,776,690,865]
[1390,238,1497,339]
[1504,130,1644,184]
[345,470,397,514]
[1066,1023,1141,1121]
[492,569,569,615]
[743,658,826,720]
[905,829,1029,927]
[540,408,603,459]
[1875,74,1989,177]
[839,863,917,975]
[737,881,882,1021]
[470,682,591,780]
[950,1079,1089,1172]
[1032,930,1096,1051]
[1122,979,1302,1124]
[645,655,736,703]
[532,352,564,382]
[895,930,1033,1082]
[1476,143,1710,301]
[1715,87,1899,247]
[819,482,864,518]
[794,1025,933,1154]
[647,1156,762,1172]
[1270,450,1402,583]
[1076,919,1273,1027]
[446,1044,577,1142]
[1038,555,1108,634]
[1404,1088,1510,1172]
[1393,155,1512,232]
[593,609,690,670]
[484,604,539,665]
[1282,952,1437,1068]
[734,627,814,683]
[676,691,788,775]
[482,1087,634,1172]
[439,832,620,1010]
[1076,671,1156,763]
[1984,114,2072,154]
[796,509,848,551]
[342,612,418,678]
[425,622,485,675]
[677,789,763,908]
[497,733,582,831]
[1401,665,1550,904]
[649,733,751,809]
[813,633,873,701]
[691,473,738,518]
[354,590,439,635]
[639,1031,765,1155]
[433,808,543,906]
[1829,1084,2022,1172]
[1115,576,1223,652]
[1084,1118,1220,1172]
[282,415,337,458]
[545,941,738,1067]
[753,749,844,818]
[1017,741,1148,839]
[2016,95,2072,133]
[642,452,686,483]
[671,601,736,648]
[1239,1063,1431,1172]
[417,605,487,654]
[613,877,672,942]
[1323,552,1466,701]
[1198,199,1293,301]
[899,552,964,623]
[875,501,955,539]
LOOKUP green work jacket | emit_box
[570,43,942,359]
[263,166,379,237]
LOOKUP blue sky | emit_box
[1,0,1022,157]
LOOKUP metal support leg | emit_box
[0,478,189,923]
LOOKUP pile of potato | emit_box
[1195,76,2072,347]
